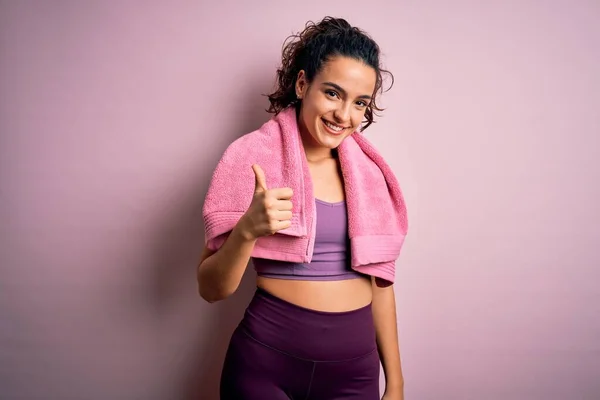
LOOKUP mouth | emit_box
[321,118,347,135]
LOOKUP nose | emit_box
[333,103,351,126]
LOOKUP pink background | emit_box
[1,1,599,399]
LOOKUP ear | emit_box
[295,70,307,99]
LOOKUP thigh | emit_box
[220,327,312,400]
[308,349,381,400]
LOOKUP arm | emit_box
[198,164,293,303]
[371,277,404,399]
[197,217,257,303]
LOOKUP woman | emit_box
[198,17,406,400]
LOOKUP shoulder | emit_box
[219,119,279,161]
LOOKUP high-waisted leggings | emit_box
[220,287,380,399]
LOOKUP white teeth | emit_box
[324,120,344,132]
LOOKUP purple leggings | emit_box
[220,287,380,399]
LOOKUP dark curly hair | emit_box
[266,17,393,131]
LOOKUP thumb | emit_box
[252,164,268,193]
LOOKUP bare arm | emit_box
[197,164,293,303]
[197,217,257,303]
[372,277,404,399]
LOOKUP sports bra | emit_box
[252,199,365,281]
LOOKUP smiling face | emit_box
[295,56,377,155]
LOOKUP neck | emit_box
[301,137,334,162]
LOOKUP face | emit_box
[295,56,377,151]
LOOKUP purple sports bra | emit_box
[253,199,366,281]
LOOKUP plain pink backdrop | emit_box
[1,1,599,399]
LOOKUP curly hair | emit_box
[266,17,393,131]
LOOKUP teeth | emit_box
[324,120,344,132]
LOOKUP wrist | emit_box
[385,376,404,392]
[234,215,258,242]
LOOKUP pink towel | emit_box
[202,107,408,284]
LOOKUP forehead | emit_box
[314,56,377,95]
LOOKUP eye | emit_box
[356,100,369,107]
[325,90,339,98]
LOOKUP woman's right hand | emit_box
[237,164,293,240]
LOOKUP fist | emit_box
[239,164,293,240]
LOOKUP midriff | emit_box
[256,275,373,312]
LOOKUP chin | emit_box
[314,121,349,148]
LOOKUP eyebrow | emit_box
[322,82,372,100]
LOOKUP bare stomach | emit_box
[256,276,373,312]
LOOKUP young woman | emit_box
[198,17,406,400]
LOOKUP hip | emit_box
[238,287,377,362]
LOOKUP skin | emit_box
[197,56,404,399]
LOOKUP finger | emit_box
[252,164,267,193]
[273,219,292,232]
[274,199,293,212]
[272,210,292,221]
[269,187,293,200]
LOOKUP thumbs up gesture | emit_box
[238,164,294,240]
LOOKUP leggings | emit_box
[220,287,380,400]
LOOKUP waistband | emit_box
[238,287,377,362]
